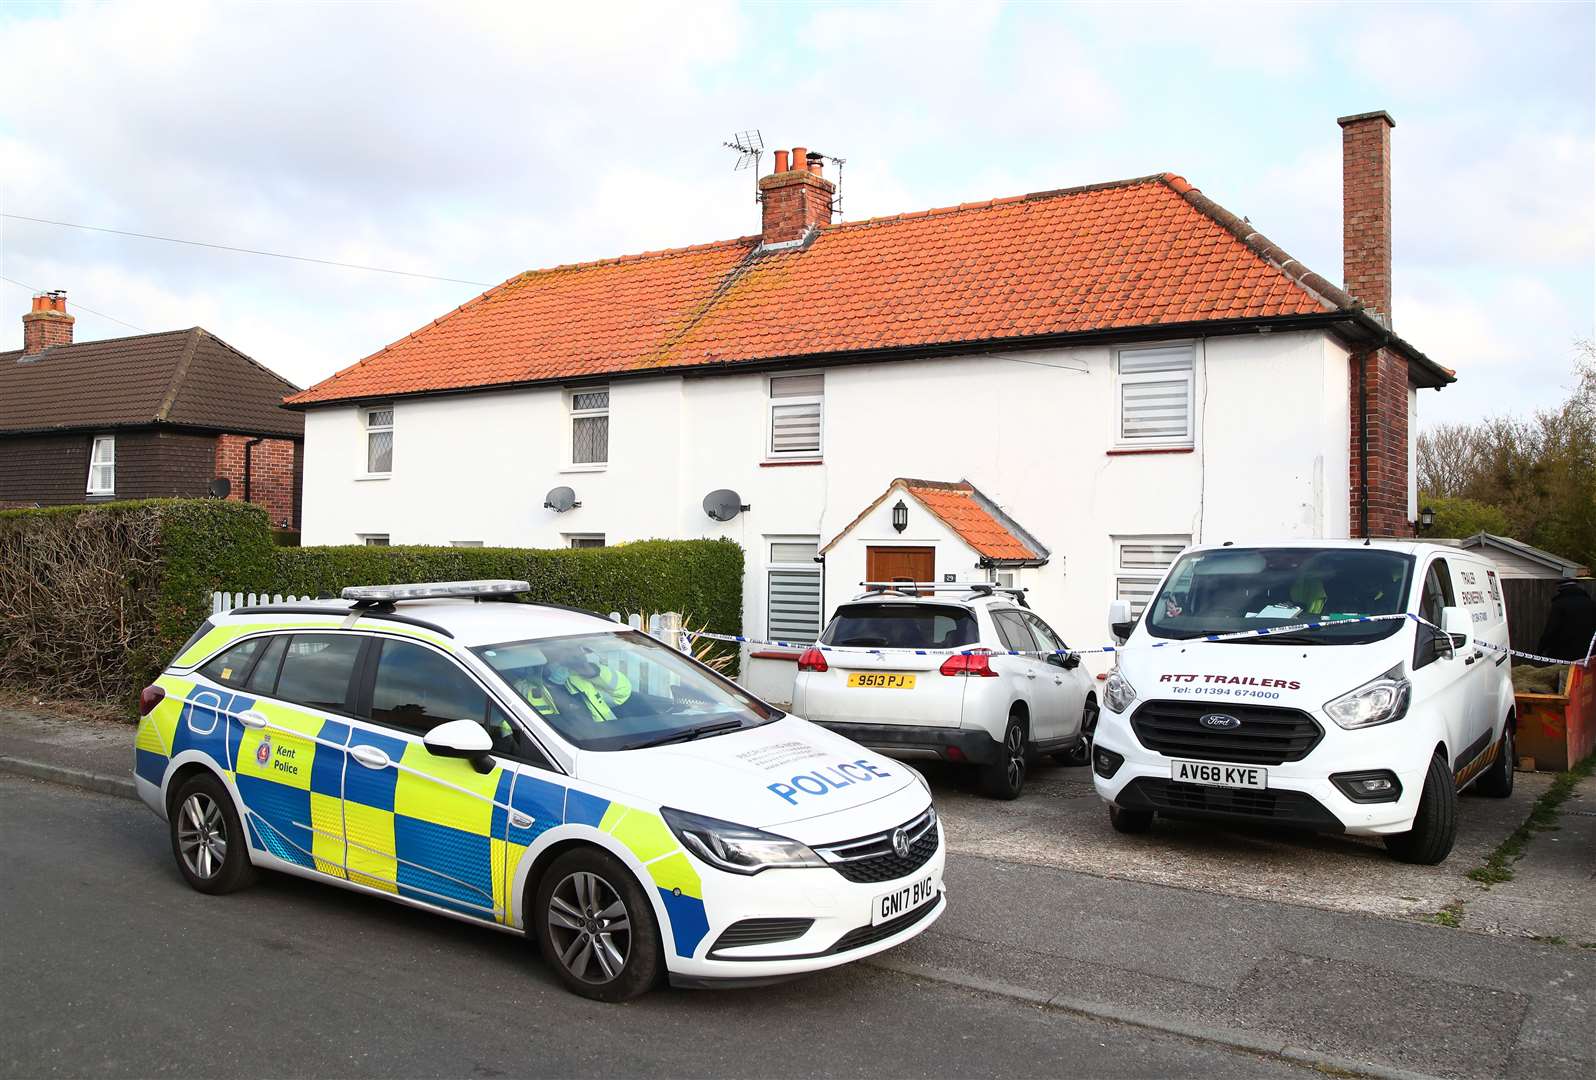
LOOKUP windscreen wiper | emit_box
[629,720,746,749]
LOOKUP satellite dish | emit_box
[543,486,580,513]
[208,477,232,498]
[703,489,750,522]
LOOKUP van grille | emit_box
[1130,700,1323,765]
[1118,778,1343,832]
[814,807,939,884]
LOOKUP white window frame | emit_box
[362,405,394,478]
[360,533,391,546]
[566,386,610,471]
[86,434,116,495]
[766,536,823,644]
[450,540,484,548]
[565,534,605,549]
[1113,534,1190,619]
[766,372,824,460]
[1113,343,1195,449]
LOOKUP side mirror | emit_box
[1441,606,1473,651]
[1060,652,1081,670]
[423,718,496,773]
[1108,600,1134,645]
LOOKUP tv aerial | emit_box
[723,129,764,203]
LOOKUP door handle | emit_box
[1053,676,1065,685]
[350,745,390,770]
[1025,670,1037,680]
[238,710,269,730]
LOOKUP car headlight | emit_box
[660,807,825,875]
[1103,669,1138,713]
[1324,665,1411,730]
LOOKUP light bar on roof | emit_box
[341,580,530,602]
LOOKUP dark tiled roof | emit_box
[0,328,303,438]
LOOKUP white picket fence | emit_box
[211,591,315,614]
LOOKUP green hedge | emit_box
[0,498,743,708]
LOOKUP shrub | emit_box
[0,499,743,709]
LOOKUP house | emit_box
[0,293,305,528]
[287,111,1454,701]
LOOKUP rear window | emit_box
[820,603,979,649]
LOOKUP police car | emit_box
[134,581,945,1000]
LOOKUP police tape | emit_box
[684,614,1596,667]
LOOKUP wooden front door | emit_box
[867,546,935,590]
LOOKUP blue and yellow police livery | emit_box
[135,581,945,1001]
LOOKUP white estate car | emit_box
[133,581,944,1001]
[791,584,1098,799]
[1093,543,1517,864]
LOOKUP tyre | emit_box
[1054,694,1099,767]
[978,712,1029,800]
[1473,720,1515,798]
[1384,751,1458,865]
[1108,804,1153,834]
[534,847,663,1002]
[168,772,256,894]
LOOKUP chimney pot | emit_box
[791,147,807,169]
[21,290,74,354]
[773,149,790,172]
[757,141,835,246]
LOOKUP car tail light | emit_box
[796,647,829,673]
[939,652,998,677]
[139,685,166,716]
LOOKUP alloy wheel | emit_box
[176,792,227,880]
[547,871,632,984]
[1005,723,1026,789]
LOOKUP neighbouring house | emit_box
[0,293,305,528]
[287,111,1454,702]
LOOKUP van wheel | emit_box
[169,772,255,894]
[1384,752,1457,865]
[1109,804,1153,834]
[534,847,663,1002]
[1474,722,1515,798]
[1055,695,1098,766]
[979,714,1028,800]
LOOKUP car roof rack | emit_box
[855,581,1031,607]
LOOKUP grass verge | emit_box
[1467,753,1594,886]
[1428,900,1464,928]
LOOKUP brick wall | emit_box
[759,151,835,245]
[1339,112,1394,325]
[215,433,300,528]
[1348,348,1413,537]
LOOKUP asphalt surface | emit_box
[0,776,1311,1080]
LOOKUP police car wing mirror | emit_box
[423,719,496,773]
[1441,606,1473,652]
[238,710,269,730]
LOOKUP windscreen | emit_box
[473,630,778,751]
[1144,547,1415,644]
[819,603,979,649]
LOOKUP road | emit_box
[0,776,1307,1079]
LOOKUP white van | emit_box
[1092,542,1516,864]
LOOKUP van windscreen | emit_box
[820,604,980,649]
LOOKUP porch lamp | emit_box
[1419,506,1435,532]
[892,499,909,533]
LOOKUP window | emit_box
[1419,559,1456,626]
[991,610,1039,653]
[370,640,491,736]
[570,387,609,465]
[567,534,605,549]
[361,534,390,547]
[244,635,288,694]
[365,406,394,474]
[451,540,484,548]
[767,538,822,643]
[87,435,115,494]
[273,634,363,713]
[1023,612,1068,652]
[768,373,823,458]
[199,637,270,689]
[1115,536,1190,619]
[821,603,978,649]
[1116,344,1194,445]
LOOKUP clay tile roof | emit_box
[289,172,1446,407]
[0,328,303,438]
[901,479,1046,563]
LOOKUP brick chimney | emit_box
[22,291,74,354]
[1338,110,1395,327]
[758,146,835,246]
[1339,111,1411,538]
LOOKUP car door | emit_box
[990,609,1063,742]
[341,635,520,922]
[1408,557,1483,783]
[1023,612,1087,738]
[216,632,359,879]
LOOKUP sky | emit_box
[0,0,1591,429]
